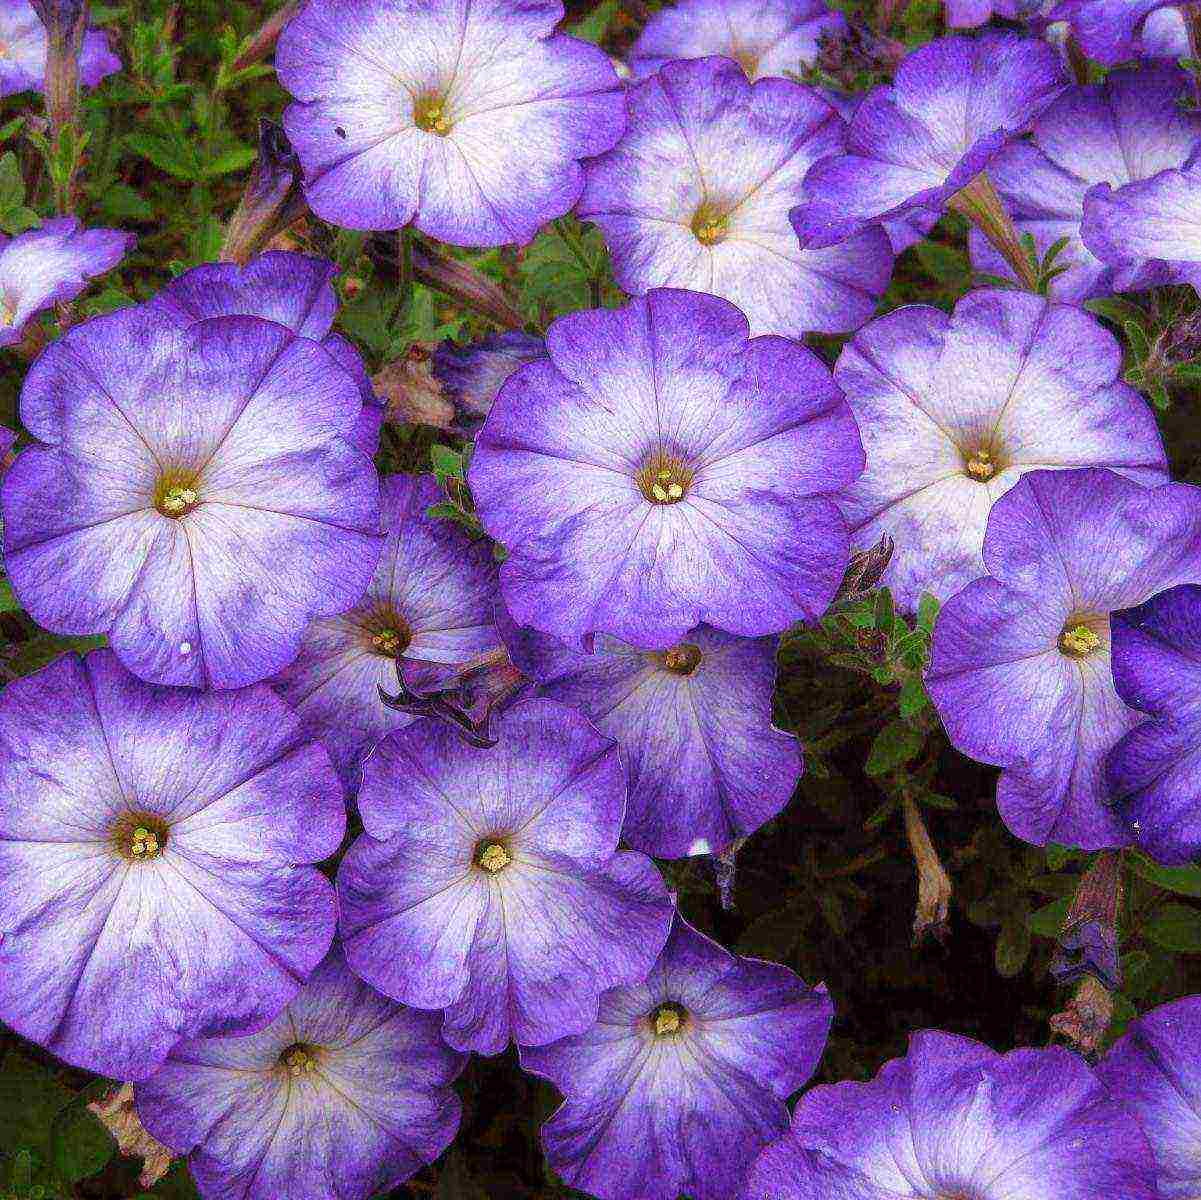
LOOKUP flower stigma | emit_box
[414,92,452,135]
[279,1043,321,1078]
[650,1002,688,1038]
[1059,623,1102,658]
[637,452,694,505]
[964,448,996,481]
[111,812,169,863]
[154,470,201,519]
[691,202,729,246]
[475,840,512,874]
[660,643,703,676]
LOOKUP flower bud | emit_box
[220,120,308,266]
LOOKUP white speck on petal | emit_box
[687,837,710,856]
[179,642,192,655]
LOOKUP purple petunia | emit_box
[0,218,131,346]
[469,289,863,651]
[944,0,1027,28]
[791,34,1067,249]
[627,0,846,82]
[2,304,383,689]
[1082,156,1201,279]
[1097,995,1201,1200]
[578,57,892,339]
[136,945,464,1200]
[972,67,1201,301]
[927,468,1201,850]
[270,473,500,795]
[835,289,1167,610]
[276,0,626,244]
[0,0,119,96]
[1048,0,1181,63]
[499,607,801,859]
[522,910,833,1200]
[741,1029,1157,1200]
[0,649,345,1080]
[337,698,674,1055]
[149,251,385,455]
[1106,583,1201,864]
[432,331,546,434]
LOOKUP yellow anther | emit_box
[965,449,995,481]
[281,1045,319,1077]
[655,1009,681,1036]
[414,94,452,135]
[372,630,401,656]
[477,842,511,874]
[159,486,198,516]
[691,205,729,246]
[637,453,693,506]
[129,827,159,858]
[1060,625,1102,657]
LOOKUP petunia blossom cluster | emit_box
[5,2,1201,1200]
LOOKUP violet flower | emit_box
[0,0,117,97]
[337,698,674,1054]
[926,468,1201,849]
[0,649,345,1079]
[742,1030,1157,1200]
[432,331,546,434]
[522,910,833,1200]
[835,289,1167,610]
[469,289,863,651]
[2,304,383,688]
[1048,0,1186,63]
[276,0,627,243]
[579,57,892,339]
[136,946,464,1200]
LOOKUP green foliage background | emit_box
[3,1,1201,1197]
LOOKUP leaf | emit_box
[50,1104,113,1182]
[0,576,20,612]
[430,443,464,480]
[202,143,257,178]
[568,0,619,43]
[736,906,802,959]
[995,914,1031,976]
[125,131,200,180]
[1130,856,1201,897]
[914,240,970,286]
[519,219,611,320]
[94,181,155,222]
[872,587,894,632]
[1028,896,1070,937]
[916,592,939,632]
[864,719,923,775]
[0,1052,74,1191]
[1145,902,1201,951]
[0,150,25,210]
[898,675,929,719]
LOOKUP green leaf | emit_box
[50,1104,113,1182]
[94,181,155,222]
[872,588,894,632]
[125,132,200,180]
[864,719,923,776]
[1130,855,1201,897]
[203,144,257,178]
[430,443,464,481]
[735,906,802,959]
[568,0,619,43]
[0,576,20,612]
[1028,895,1070,937]
[0,150,25,210]
[995,914,1031,977]
[1145,902,1201,951]
[914,240,970,286]
[898,675,929,719]
[916,592,939,632]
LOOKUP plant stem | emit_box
[947,171,1038,292]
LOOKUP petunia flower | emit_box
[468,289,863,651]
[275,0,627,244]
[270,473,501,795]
[626,0,846,83]
[835,289,1167,611]
[0,217,130,347]
[1,304,383,689]
[498,606,801,859]
[148,251,385,455]
[741,1029,1157,1200]
[1106,583,1201,864]
[972,67,1201,301]
[432,331,546,434]
[1081,157,1201,280]
[0,0,118,96]
[926,468,1201,850]
[578,57,892,339]
[944,0,1028,27]
[1047,0,1183,63]
[0,649,345,1080]
[1097,995,1201,1200]
[337,698,674,1055]
[522,910,833,1200]
[790,33,1066,274]
[135,945,464,1200]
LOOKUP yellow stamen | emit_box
[661,643,703,676]
[1060,625,1102,657]
[414,93,452,135]
[637,455,693,506]
[477,842,511,874]
[965,449,995,481]
[159,486,198,515]
[691,203,729,246]
[655,1008,681,1036]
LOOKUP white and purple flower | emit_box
[973,67,1201,301]
[742,1030,1157,1200]
[927,468,1201,849]
[579,57,892,339]
[1048,0,1183,62]
[149,251,385,455]
[276,0,627,243]
[136,946,465,1200]
[270,473,501,796]
[432,331,546,434]
[835,289,1167,610]
[1106,583,1201,864]
[1098,995,1201,1200]
[522,910,833,1200]
[469,289,863,651]
[0,649,345,1080]
[0,217,131,347]
[791,34,1067,249]
[627,0,846,82]
[2,304,383,689]
[0,0,119,96]
[499,608,801,859]
[337,698,674,1055]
